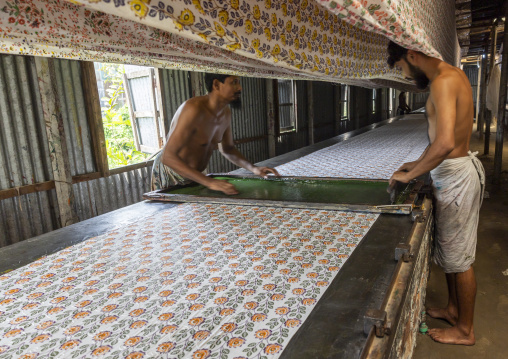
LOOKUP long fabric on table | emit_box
[275,118,429,179]
[0,203,378,359]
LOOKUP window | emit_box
[372,89,376,114]
[339,85,349,120]
[94,63,164,169]
[277,79,297,133]
[389,88,395,115]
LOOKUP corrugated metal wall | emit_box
[313,82,336,143]
[0,55,59,247]
[1,55,393,248]
[463,65,479,110]
[158,69,192,134]
[80,167,152,219]
[410,92,429,111]
[352,87,372,128]
[209,77,269,173]
[0,55,154,246]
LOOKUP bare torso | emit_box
[425,63,474,159]
[164,96,231,172]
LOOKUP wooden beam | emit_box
[34,57,78,227]
[307,81,314,145]
[0,165,153,201]
[485,23,498,154]
[149,68,163,149]
[334,85,341,136]
[475,62,481,124]
[73,172,102,183]
[155,68,168,142]
[80,61,109,177]
[478,41,489,137]
[266,79,276,158]
[493,5,508,184]
[0,181,55,201]
[109,160,154,176]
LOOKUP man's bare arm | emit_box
[390,77,457,185]
[219,116,280,177]
[397,145,430,172]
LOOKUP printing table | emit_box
[0,120,433,359]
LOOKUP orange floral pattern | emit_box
[0,203,377,357]
[320,0,459,66]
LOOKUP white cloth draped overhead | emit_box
[0,0,459,89]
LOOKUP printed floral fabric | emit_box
[0,203,379,359]
[318,0,459,66]
[0,0,456,89]
[275,117,429,179]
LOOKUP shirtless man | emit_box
[386,41,485,345]
[151,73,279,194]
[397,92,411,115]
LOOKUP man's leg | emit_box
[427,272,458,325]
[428,267,476,345]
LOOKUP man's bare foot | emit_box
[426,307,458,326]
[428,326,475,345]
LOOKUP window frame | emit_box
[339,84,349,120]
[275,79,298,134]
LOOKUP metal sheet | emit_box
[0,55,59,246]
[0,54,155,246]
[159,68,191,132]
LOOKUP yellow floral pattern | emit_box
[0,0,451,89]
[0,203,378,358]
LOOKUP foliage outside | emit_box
[98,63,149,169]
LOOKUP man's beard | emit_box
[407,61,429,90]
[230,94,242,109]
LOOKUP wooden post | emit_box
[307,81,314,145]
[190,71,205,97]
[493,12,508,184]
[266,79,276,158]
[334,85,341,135]
[155,69,168,142]
[475,57,481,123]
[354,87,361,130]
[80,61,109,177]
[35,57,78,227]
[149,68,163,149]
[477,40,489,138]
[485,22,498,154]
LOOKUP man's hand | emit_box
[206,179,239,195]
[251,166,280,178]
[388,171,411,189]
[397,161,419,172]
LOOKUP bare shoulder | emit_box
[179,96,208,119]
[430,70,463,100]
[433,65,468,89]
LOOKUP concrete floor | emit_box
[413,126,508,358]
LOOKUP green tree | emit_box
[98,63,149,169]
